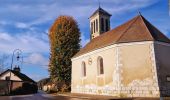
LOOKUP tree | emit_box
[0,54,9,73]
[48,16,81,91]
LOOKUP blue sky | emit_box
[0,0,169,81]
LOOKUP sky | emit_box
[0,0,169,81]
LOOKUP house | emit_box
[0,67,37,95]
[71,7,170,97]
[42,82,55,92]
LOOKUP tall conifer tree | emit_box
[49,16,80,86]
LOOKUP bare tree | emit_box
[0,54,9,73]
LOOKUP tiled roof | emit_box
[11,70,36,83]
[73,15,170,58]
[0,69,36,83]
[90,7,112,18]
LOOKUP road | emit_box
[11,93,83,100]
[9,92,85,100]
[0,92,164,100]
[0,92,85,100]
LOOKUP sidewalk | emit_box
[53,93,134,100]
[0,96,10,100]
[52,93,170,100]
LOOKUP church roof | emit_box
[90,7,112,18]
[73,15,170,58]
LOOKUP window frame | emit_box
[97,56,104,76]
[91,22,93,34]
[81,61,86,78]
[105,19,109,31]
[96,19,98,32]
[93,21,95,33]
[101,18,104,32]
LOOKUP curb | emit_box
[57,94,91,99]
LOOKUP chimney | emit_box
[13,65,20,73]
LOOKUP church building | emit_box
[71,7,170,97]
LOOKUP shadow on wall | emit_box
[0,80,38,96]
[11,83,38,95]
[154,43,170,97]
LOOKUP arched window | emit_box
[82,61,86,77]
[93,21,95,33]
[96,19,98,32]
[105,19,109,31]
[101,18,104,32]
[91,22,93,34]
[97,57,104,75]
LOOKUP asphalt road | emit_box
[0,92,165,100]
[0,93,85,100]
[11,93,83,100]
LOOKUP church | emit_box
[71,7,170,97]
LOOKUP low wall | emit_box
[0,80,37,95]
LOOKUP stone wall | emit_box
[71,41,162,97]
[154,42,170,97]
[0,80,37,95]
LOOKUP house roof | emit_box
[0,69,36,83]
[90,7,112,18]
[73,15,170,58]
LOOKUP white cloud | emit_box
[15,22,29,29]
[25,53,48,68]
[0,32,49,54]
[0,0,160,27]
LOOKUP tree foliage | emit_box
[48,16,80,88]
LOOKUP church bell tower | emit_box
[90,7,112,39]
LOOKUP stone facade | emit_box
[71,41,170,97]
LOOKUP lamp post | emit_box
[9,49,23,94]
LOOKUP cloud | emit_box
[25,53,49,68]
[0,32,49,54]
[0,0,167,81]
[15,22,29,29]
[0,0,160,27]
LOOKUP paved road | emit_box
[0,92,86,100]
[0,92,85,100]
[11,93,83,100]
[0,92,164,100]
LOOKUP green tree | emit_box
[49,16,80,91]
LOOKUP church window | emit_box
[94,21,95,33]
[101,18,104,32]
[82,61,86,77]
[96,19,98,32]
[91,22,93,34]
[97,57,104,75]
[106,19,109,31]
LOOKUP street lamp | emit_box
[9,49,23,94]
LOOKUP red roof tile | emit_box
[73,15,170,58]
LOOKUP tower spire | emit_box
[98,0,100,8]
[137,9,142,15]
